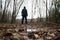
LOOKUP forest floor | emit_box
[0,22,60,40]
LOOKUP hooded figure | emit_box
[21,6,28,24]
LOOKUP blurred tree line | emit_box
[0,0,60,24]
[0,0,24,23]
[48,0,60,23]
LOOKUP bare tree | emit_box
[1,0,11,23]
[11,0,24,23]
[48,0,53,22]
[0,0,2,8]
[46,0,48,21]
[43,0,48,22]
[0,0,2,22]
[31,0,34,23]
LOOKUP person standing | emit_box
[21,6,28,24]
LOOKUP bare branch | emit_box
[16,0,24,17]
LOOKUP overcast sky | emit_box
[2,0,52,19]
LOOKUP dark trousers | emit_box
[22,16,27,24]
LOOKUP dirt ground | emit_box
[0,23,60,40]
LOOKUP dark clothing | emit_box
[21,8,28,24]
[22,16,27,24]
[22,9,28,17]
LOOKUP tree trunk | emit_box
[46,0,48,21]
[1,0,11,23]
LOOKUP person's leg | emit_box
[25,16,27,24]
[22,16,24,24]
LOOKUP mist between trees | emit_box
[0,0,60,24]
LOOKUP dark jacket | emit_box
[22,8,28,17]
